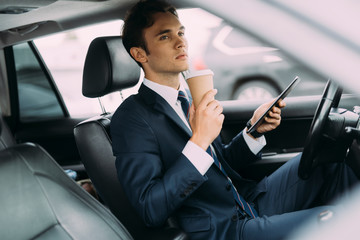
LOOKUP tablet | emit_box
[247,76,301,134]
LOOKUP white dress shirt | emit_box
[143,78,266,175]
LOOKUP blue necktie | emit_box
[178,90,190,121]
[177,91,258,219]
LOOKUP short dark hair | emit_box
[122,0,178,67]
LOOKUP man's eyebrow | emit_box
[155,29,171,37]
[155,26,185,37]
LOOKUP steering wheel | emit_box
[298,80,342,179]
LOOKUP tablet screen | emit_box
[247,76,301,134]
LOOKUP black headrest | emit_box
[82,36,141,98]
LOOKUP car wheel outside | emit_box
[233,80,279,101]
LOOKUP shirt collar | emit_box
[143,78,189,106]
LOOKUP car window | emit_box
[13,43,64,122]
[34,20,140,118]
[179,9,327,101]
[31,9,327,119]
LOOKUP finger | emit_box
[207,99,221,110]
[214,103,223,115]
[218,113,225,123]
[265,115,281,123]
[269,107,281,115]
[198,89,217,109]
[270,106,281,114]
[267,111,281,120]
[277,100,286,108]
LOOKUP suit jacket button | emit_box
[231,214,238,221]
[226,184,232,191]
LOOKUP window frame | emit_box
[5,41,69,126]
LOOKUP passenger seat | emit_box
[0,142,133,240]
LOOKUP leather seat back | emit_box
[74,36,146,238]
[0,143,133,240]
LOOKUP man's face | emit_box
[142,11,189,76]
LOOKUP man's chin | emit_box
[179,64,189,72]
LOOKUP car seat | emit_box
[0,112,16,151]
[0,142,133,240]
[74,36,188,240]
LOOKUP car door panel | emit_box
[14,117,85,167]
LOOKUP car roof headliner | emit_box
[0,0,136,48]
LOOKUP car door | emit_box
[4,41,85,171]
[220,92,359,181]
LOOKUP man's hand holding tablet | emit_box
[246,76,301,138]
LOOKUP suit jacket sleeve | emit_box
[111,106,207,227]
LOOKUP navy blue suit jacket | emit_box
[111,84,262,240]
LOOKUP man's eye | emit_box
[160,35,168,40]
[179,32,185,36]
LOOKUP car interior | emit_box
[1,0,360,239]
[0,32,188,239]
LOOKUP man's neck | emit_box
[144,72,181,90]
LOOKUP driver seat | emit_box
[74,36,188,240]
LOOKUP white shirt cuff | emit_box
[242,127,266,155]
[182,141,213,175]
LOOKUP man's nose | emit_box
[176,36,187,49]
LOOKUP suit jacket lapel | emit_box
[138,84,192,137]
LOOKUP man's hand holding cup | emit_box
[186,69,224,150]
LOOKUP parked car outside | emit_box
[182,9,328,101]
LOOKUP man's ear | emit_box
[130,47,147,64]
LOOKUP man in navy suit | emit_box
[111,1,358,239]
